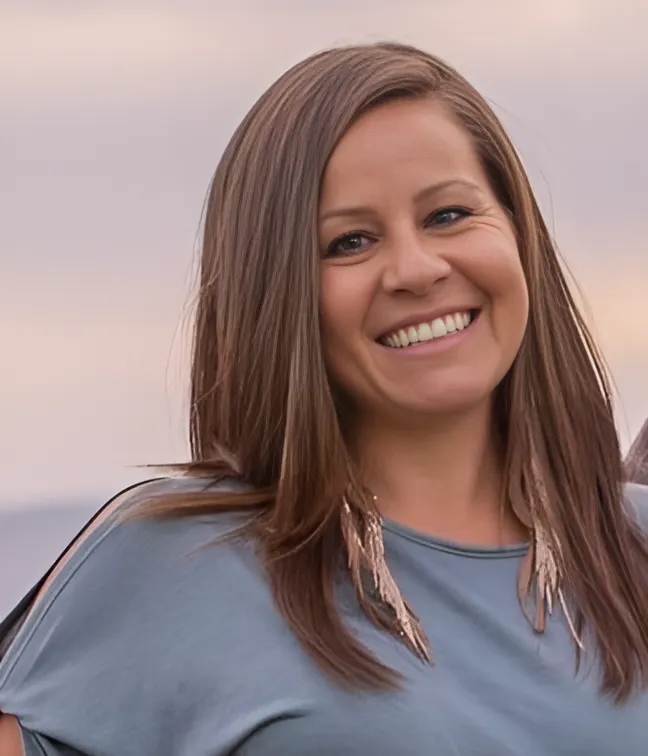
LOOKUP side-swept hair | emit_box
[141,43,648,703]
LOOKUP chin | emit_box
[385,376,497,418]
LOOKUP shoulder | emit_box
[14,474,255,615]
[69,473,255,558]
[33,474,259,605]
[0,475,260,658]
[0,476,268,754]
[624,482,648,533]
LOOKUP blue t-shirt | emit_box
[1,477,648,755]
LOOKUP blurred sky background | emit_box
[1,0,647,516]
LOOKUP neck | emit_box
[352,401,527,547]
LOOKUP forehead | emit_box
[320,98,489,204]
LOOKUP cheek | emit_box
[496,263,529,363]
[488,251,529,360]
[490,253,528,318]
[319,265,368,370]
[461,232,528,314]
[499,253,529,326]
[457,235,529,359]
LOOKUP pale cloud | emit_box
[2,0,648,107]
[1,1,646,507]
[0,315,191,505]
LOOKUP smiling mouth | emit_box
[379,309,480,348]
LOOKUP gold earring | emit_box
[340,494,430,661]
[516,460,584,650]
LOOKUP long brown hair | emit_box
[142,42,648,702]
[627,419,648,485]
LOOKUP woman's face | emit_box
[318,97,528,422]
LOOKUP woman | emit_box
[1,41,648,755]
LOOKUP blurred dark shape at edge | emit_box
[626,418,648,485]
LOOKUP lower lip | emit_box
[377,313,480,357]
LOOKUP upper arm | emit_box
[0,715,23,755]
[0,476,250,756]
[0,500,178,755]
[0,490,146,756]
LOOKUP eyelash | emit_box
[325,206,473,257]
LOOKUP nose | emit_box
[381,223,452,295]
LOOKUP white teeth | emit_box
[381,310,475,348]
[431,318,447,338]
[417,322,433,341]
[407,326,419,344]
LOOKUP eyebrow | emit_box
[319,179,484,223]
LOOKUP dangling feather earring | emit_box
[515,460,584,650]
[340,494,430,661]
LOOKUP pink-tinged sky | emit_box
[1,1,646,509]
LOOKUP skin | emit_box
[0,714,22,754]
[318,97,529,544]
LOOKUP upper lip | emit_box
[375,306,481,340]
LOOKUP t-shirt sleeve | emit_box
[0,515,172,754]
[0,482,248,756]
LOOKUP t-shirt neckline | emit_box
[382,518,530,559]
